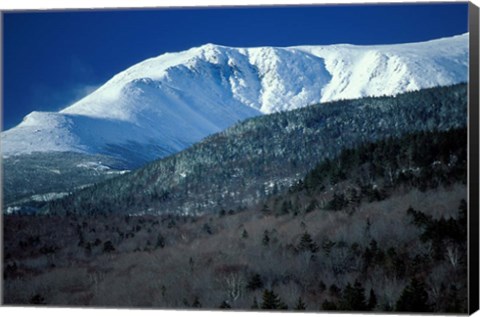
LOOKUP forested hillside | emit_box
[4,128,467,312]
[45,84,466,216]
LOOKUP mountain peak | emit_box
[198,42,226,50]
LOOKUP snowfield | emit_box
[1,33,469,166]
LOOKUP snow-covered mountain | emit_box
[1,33,468,166]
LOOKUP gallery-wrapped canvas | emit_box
[1,1,479,315]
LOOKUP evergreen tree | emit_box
[322,299,337,310]
[156,233,165,248]
[192,296,202,308]
[189,257,195,273]
[445,284,463,313]
[219,300,231,309]
[294,296,306,310]
[246,273,263,291]
[368,289,377,310]
[261,289,287,310]
[329,284,341,298]
[318,280,327,293]
[340,281,368,311]
[30,294,46,305]
[251,297,259,309]
[297,231,319,253]
[396,278,431,312]
[458,199,467,228]
[457,199,468,241]
[102,240,115,253]
[261,204,271,215]
[322,239,336,256]
[202,223,213,235]
[262,230,270,246]
[305,199,318,213]
[327,192,347,210]
[280,200,291,215]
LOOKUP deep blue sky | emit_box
[3,3,469,130]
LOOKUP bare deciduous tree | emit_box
[215,264,247,304]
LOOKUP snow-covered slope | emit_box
[1,33,469,165]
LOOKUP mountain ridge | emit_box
[1,34,468,167]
